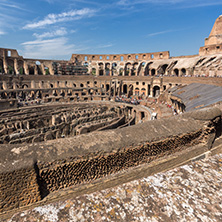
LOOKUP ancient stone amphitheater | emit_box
[1,16,222,221]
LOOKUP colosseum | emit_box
[1,15,222,221]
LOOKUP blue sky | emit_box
[0,0,221,60]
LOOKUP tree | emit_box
[8,66,13,74]
[19,67,23,75]
[45,68,50,75]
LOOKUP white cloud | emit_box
[146,30,173,37]
[23,8,97,29]
[33,27,68,39]
[21,37,84,59]
[98,44,113,48]
[0,30,6,35]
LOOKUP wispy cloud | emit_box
[21,37,78,59]
[145,28,189,37]
[0,1,27,35]
[98,44,113,48]
[146,30,173,37]
[33,27,68,39]
[0,30,6,35]
[23,8,97,29]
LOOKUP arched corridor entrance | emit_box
[151,69,156,76]
[123,84,127,94]
[0,59,4,73]
[174,69,179,76]
[153,86,160,97]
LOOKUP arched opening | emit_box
[173,69,179,76]
[151,69,156,76]
[84,62,88,67]
[0,59,4,73]
[18,60,24,75]
[105,63,110,76]
[92,68,96,76]
[80,83,84,87]
[29,66,35,75]
[7,59,15,74]
[135,87,140,95]
[73,83,76,87]
[22,84,29,89]
[1,92,7,99]
[158,64,168,75]
[181,68,186,76]
[99,63,104,76]
[144,62,153,76]
[106,84,110,92]
[123,84,127,94]
[141,88,146,96]
[112,63,117,76]
[128,85,134,97]
[125,63,131,76]
[132,63,138,76]
[44,66,50,75]
[119,68,123,76]
[153,86,160,97]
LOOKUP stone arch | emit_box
[0,58,4,73]
[29,66,35,75]
[44,66,50,75]
[22,84,29,89]
[98,62,104,76]
[112,63,117,76]
[173,69,179,76]
[7,59,15,74]
[141,88,146,96]
[144,62,153,76]
[35,61,42,75]
[123,84,128,94]
[151,69,156,76]
[18,60,24,75]
[36,90,42,99]
[119,68,123,76]
[135,87,140,95]
[106,84,110,92]
[181,68,186,76]
[105,63,111,76]
[153,85,160,97]
[128,84,134,97]
[1,92,7,99]
[158,64,168,75]
[132,62,138,76]
[84,62,89,67]
[125,62,131,76]
[92,68,96,76]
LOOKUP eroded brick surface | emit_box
[7,154,222,222]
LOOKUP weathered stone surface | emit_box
[6,154,222,222]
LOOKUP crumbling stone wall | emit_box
[37,129,202,196]
[0,165,41,212]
